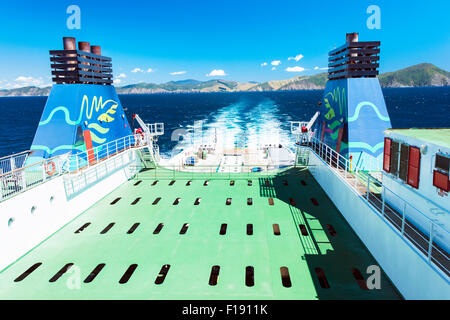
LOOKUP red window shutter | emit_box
[407,146,421,188]
[383,138,392,172]
[433,170,450,192]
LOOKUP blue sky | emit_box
[0,0,449,88]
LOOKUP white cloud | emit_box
[131,68,144,73]
[117,73,126,78]
[285,66,305,72]
[314,66,328,70]
[271,60,281,66]
[113,79,122,84]
[271,67,276,70]
[288,54,304,62]
[170,71,186,75]
[206,69,227,77]
[147,68,154,73]
[14,76,45,87]
[261,62,268,67]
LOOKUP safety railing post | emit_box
[401,202,406,235]
[427,224,434,262]
[366,174,370,201]
[381,186,385,217]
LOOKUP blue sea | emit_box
[0,87,449,157]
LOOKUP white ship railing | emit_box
[308,137,449,277]
[0,134,149,202]
[0,150,32,175]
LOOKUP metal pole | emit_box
[401,202,406,235]
[366,174,370,201]
[381,186,385,216]
[427,224,434,261]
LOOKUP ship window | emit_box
[273,224,281,235]
[311,198,319,206]
[407,146,421,189]
[194,197,201,205]
[247,224,253,235]
[247,198,253,205]
[326,224,337,236]
[289,198,296,206]
[173,198,181,205]
[230,180,235,186]
[169,180,175,186]
[248,180,252,186]
[152,197,161,205]
[389,141,400,176]
[268,198,274,206]
[398,144,410,182]
[301,180,307,186]
[133,180,142,186]
[433,170,450,192]
[151,180,159,186]
[186,180,192,186]
[226,198,232,205]
[435,154,450,173]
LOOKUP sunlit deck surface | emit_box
[0,167,401,299]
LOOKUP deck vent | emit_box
[314,267,330,289]
[119,264,138,284]
[326,224,337,236]
[352,268,369,290]
[204,181,209,186]
[155,264,170,285]
[153,223,164,234]
[127,223,140,234]
[248,180,252,186]
[100,223,115,234]
[131,197,141,205]
[247,224,253,235]
[220,224,227,235]
[194,198,201,205]
[152,197,161,205]
[280,267,292,288]
[273,224,281,235]
[226,198,232,205]
[110,197,121,205]
[173,198,181,205]
[75,222,91,234]
[179,223,190,234]
[151,180,159,186]
[247,198,253,205]
[301,180,307,186]
[230,180,235,186]
[311,198,319,206]
[133,180,142,186]
[49,263,73,282]
[169,180,175,186]
[84,263,105,283]
[245,266,255,287]
[289,198,296,206]
[299,224,309,236]
[283,180,288,186]
[208,265,220,286]
[186,180,192,186]
[14,263,42,282]
[268,198,274,206]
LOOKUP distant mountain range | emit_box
[0,63,448,97]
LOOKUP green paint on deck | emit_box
[0,167,400,300]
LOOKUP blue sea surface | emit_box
[0,87,449,157]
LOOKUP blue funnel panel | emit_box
[29,84,132,164]
[318,77,391,169]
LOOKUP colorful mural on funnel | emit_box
[28,84,132,165]
[317,77,391,170]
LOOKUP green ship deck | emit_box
[0,167,401,299]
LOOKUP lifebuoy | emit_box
[45,161,56,176]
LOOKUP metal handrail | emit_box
[307,137,449,276]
